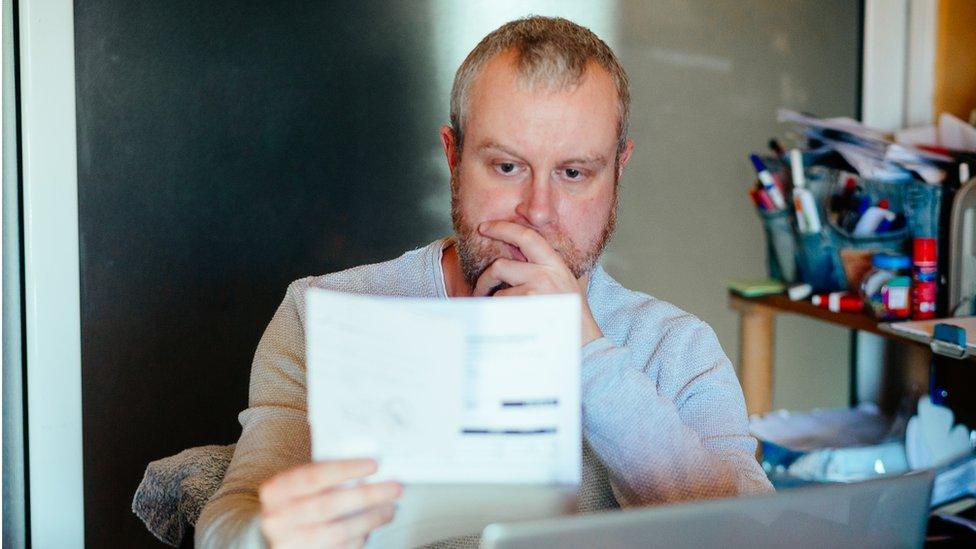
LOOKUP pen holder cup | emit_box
[903,178,943,238]
[827,225,911,291]
[796,232,847,292]
[758,209,799,284]
[821,171,918,290]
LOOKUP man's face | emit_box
[448,50,629,288]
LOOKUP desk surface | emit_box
[728,290,976,415]
[727,291,932,348]
[728,290,929,415]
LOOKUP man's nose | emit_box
[515,172,555,228]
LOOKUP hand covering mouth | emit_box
[507,244,527,262]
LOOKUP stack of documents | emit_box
[306,290,582,546]
[778,109,955,183]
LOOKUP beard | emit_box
[450,170,618,290]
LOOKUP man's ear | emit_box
[440,124,460,174]
[616,139,634,179]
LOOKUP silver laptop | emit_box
[481,470,935,549]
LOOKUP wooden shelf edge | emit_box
[727,291,931,348]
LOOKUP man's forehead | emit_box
[465,53,620,158]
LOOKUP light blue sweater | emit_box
[197,238,773,548]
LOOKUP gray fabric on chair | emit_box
[133,444,236,547]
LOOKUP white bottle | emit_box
[790,149,822,234]
[853,206,896,236]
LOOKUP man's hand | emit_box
[259,458,401,549]
[472,220,604,346]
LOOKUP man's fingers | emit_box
[472,258,535,297]
[491,286,528,298]
[336,536,368,549]
[287,504,395,547]
[331,504,397,544]
[263,481,402,533]
[478,221,561,266]
[259,459,378,510]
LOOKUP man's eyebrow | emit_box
[478,142,608,168]
[561,154,608,168]
[478,142,524,159]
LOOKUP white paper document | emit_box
[305,289,582,484]
[306,290,582,546]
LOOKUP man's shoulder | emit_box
[589,265,711,342]
[283,240,444,305]
[590,266,731,392]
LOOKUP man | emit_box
[197,16,772,549]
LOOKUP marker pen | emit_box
[749,189,766,211]
[811,292,863,313]
[830,177,857,212]
[786,153,806,232]
[749,155,787,210]
[790,149,822,234]
[768,139,791,188]
[794,201,809,233]
[755,189,776,211]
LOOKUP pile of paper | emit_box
[778,109,976,184]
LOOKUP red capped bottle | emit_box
[911,237,938,320]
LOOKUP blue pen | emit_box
[856,195,871,215]
[749,155,787,210]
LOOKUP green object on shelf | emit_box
[727,279,787,297]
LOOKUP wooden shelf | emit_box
[726,290,939,416]
[728,291,931,348]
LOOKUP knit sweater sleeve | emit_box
[195,280,312,549]
[579,320,773,507]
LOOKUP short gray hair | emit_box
[449,16,631,157]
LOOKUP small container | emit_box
[911,237,938,320]
[860,253,912,320]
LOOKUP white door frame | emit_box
[862,0,936,130]
[857,0,937,404]
[18,0,85,546]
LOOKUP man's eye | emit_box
[496,163,517,175]
[564,168,582,180]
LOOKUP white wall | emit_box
[605,1,860,411]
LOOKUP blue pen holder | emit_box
[904,177,943,239]
[752,164,941,293]
[758,208,799,284]
[790,168,846,291]
[795,232,847,292]
[817,171,935,289]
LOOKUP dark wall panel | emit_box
[74,1,446,545]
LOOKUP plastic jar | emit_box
[860,253,912,320]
